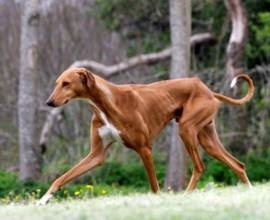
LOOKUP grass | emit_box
[0,183,270,220]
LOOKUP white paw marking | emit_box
[230,77,237,88]
[37,194,53,205]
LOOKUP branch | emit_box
[71,47,171,77]
[71,32,215,77]
[39,107,63,154]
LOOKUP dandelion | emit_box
[36,189,41,193]
[86,184,94,191]
[101,190,107,195]
[74,191,81,196]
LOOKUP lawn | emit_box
[0,183,269,220]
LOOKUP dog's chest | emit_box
[97,112,122,147]
[88,100,122,147]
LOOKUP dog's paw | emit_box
[37,194,52,205]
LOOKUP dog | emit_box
[38,67,254,204]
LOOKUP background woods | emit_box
[0,0,270,196]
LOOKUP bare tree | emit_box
[18,0,41,180]
[225,0,247,80]
[164,0,190,191]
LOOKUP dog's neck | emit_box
[86,75,122,124]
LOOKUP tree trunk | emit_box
[18,0,41,181]
[225,0,247,80]
[164,0,190,191]
[225,0,249,153]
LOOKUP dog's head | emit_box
[46,67,95,107]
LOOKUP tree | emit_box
[225,0,247,80]
[225,0,249,152]
[18,0,41,181]
[164,0,190,191]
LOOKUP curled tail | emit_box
[213,74,254,105]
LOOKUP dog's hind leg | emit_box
[178,98,219,191]
[179,125,205,192]
[38,116,108,205]
[198,122,251,187]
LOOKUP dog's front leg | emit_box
[37,150,105,205]
[138,147,160,193]
[38,117,106,205]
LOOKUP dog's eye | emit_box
[62,81,70,87]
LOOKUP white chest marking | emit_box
[87,100,122,147]
[98,111,122,147]
[98,124,122,147]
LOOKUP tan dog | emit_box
[38,67,254,204]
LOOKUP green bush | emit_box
[0,170,22,197]
[200,148,270,186]
[91,160,165,187]
[244,148,270,182]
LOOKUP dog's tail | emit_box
[213,74,254,105]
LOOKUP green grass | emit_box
[0,183,270,220]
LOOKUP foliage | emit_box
[246,12,270,66]
[200,148,270,186]
[91,160,165,187]
[1,148,270,204]
[95,0,169,32]
[95,0,170,56]
[0,170,22,197]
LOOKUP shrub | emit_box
[0,170,22,197]
[91,161,165,187]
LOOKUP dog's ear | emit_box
[78,69,95,89]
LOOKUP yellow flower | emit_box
[86,185,94,191]
[101,190,107,195]
[74,191,81,196]
[36,189,41,193]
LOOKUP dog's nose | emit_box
[46,100,56,107]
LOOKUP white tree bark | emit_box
[225,0,247,80]
[164,0,190,191]
[18,0,41,180]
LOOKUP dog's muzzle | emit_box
[46,99,56,107]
